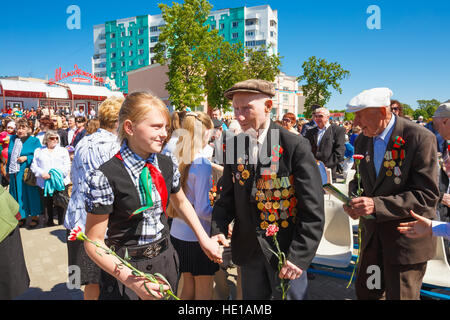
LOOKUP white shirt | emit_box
[245,117,271,167]
[317,122,331,146]
[170,150,213,242]
[67,127,76,145]
[30,146,71,189]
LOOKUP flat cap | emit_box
[433,102,450,118]
[346,87,393,113]
[224,79,276,100]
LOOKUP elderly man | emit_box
[211,79,324,300]
[343,87,439,300]
[304,107,346,182]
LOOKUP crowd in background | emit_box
[1,95,449,301]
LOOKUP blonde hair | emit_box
[118,91,170,144]
[174,111,213,189]
[98,96,124,130]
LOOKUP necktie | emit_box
[132,161,168,218]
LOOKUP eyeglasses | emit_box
[282,118,290,122]
[391,107,399,111]
[48,137,59,141]
[76,120,85,123]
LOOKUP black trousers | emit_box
[39,189,67,225]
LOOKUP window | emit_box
[110,42,116,48]
[111,52,116,58]
[111,62,116,68]
[138,28,143,35]
[270,20,277,27]
[129,40,133,46]
[121,31,125,37]
[210,24,216,30]
[246,31,254,37]
[138,59,145,65]
[245,19,255,26]
[220,23,224,30]
[129,60,133,66]
[129,30,133,36]
[111,72,116,79]
[150,36,158,43]
[232,21,238,28]
[121,51,125,57]
[150,26,158,32]
[138,38,144,45]
[121,61,125,67]
[110,33,116,39]
[138,49,144,55]
[121,71,125,77]
[271,31,276,38]
[232,32,238,39]
[129,50,133,56]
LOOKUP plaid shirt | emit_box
[85,142,181,245]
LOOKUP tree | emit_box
[401,103,414,117]
[154,0,216,110]
[244,44,282,82]
[416,99,441,119]
[205,41,246,112]
[297,56,350,118]
[205,43,282,112]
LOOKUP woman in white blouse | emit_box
[170,112,219,300]
[31,130,71,226]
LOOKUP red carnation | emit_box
[265,224,279,237]
[353,154,364,160]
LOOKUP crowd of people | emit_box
[0,81,449,301]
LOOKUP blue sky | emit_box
[1,0,449,110]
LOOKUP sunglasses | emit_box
[76,120,85,123]
[391,107,399,111]
[48,137,59,141]
[282,118,290,122]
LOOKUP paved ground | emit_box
[14,224,357,300]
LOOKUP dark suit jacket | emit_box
[70,129,86,148]
[211,121,325,271]
[350,116,439,265]
[305,123,346,176]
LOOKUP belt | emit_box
[126,237,169,259]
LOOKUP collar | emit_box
[375,114,396,142]
[120,141,156,168]
[243,117,271,145]
[317,122,331,132]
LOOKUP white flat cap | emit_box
[433,103,450,118]
[346,87,393,113]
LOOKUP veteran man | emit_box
[344,87,439,300]
[211,79,324,300]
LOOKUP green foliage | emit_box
[344,112,355,121]
[416,99,441,120]
[154,0,282,112]
[297,56,350,118]
[401,103,414,117]
[154,0,215,110]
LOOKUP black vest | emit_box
[98,153,174,247]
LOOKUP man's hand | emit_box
[279,260,303,280]
[343,197,375,220]
[441,193,450,208]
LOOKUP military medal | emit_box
[257,202,265,211]
[260,221,269,230]
[241,170,250,180]
[237,164,244,172]
[282,199,290,209]
[386,170,393,177]
[394,177,401,185]
[281,189,290,198]
[273,201,280,210]
[268,213,276,222]
[265,202,273,210]
[280,211,288,220]
[273,190,282,199]
[281,220,289,228]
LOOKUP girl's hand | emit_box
[397,210,432,239]
[126,276,170,300]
